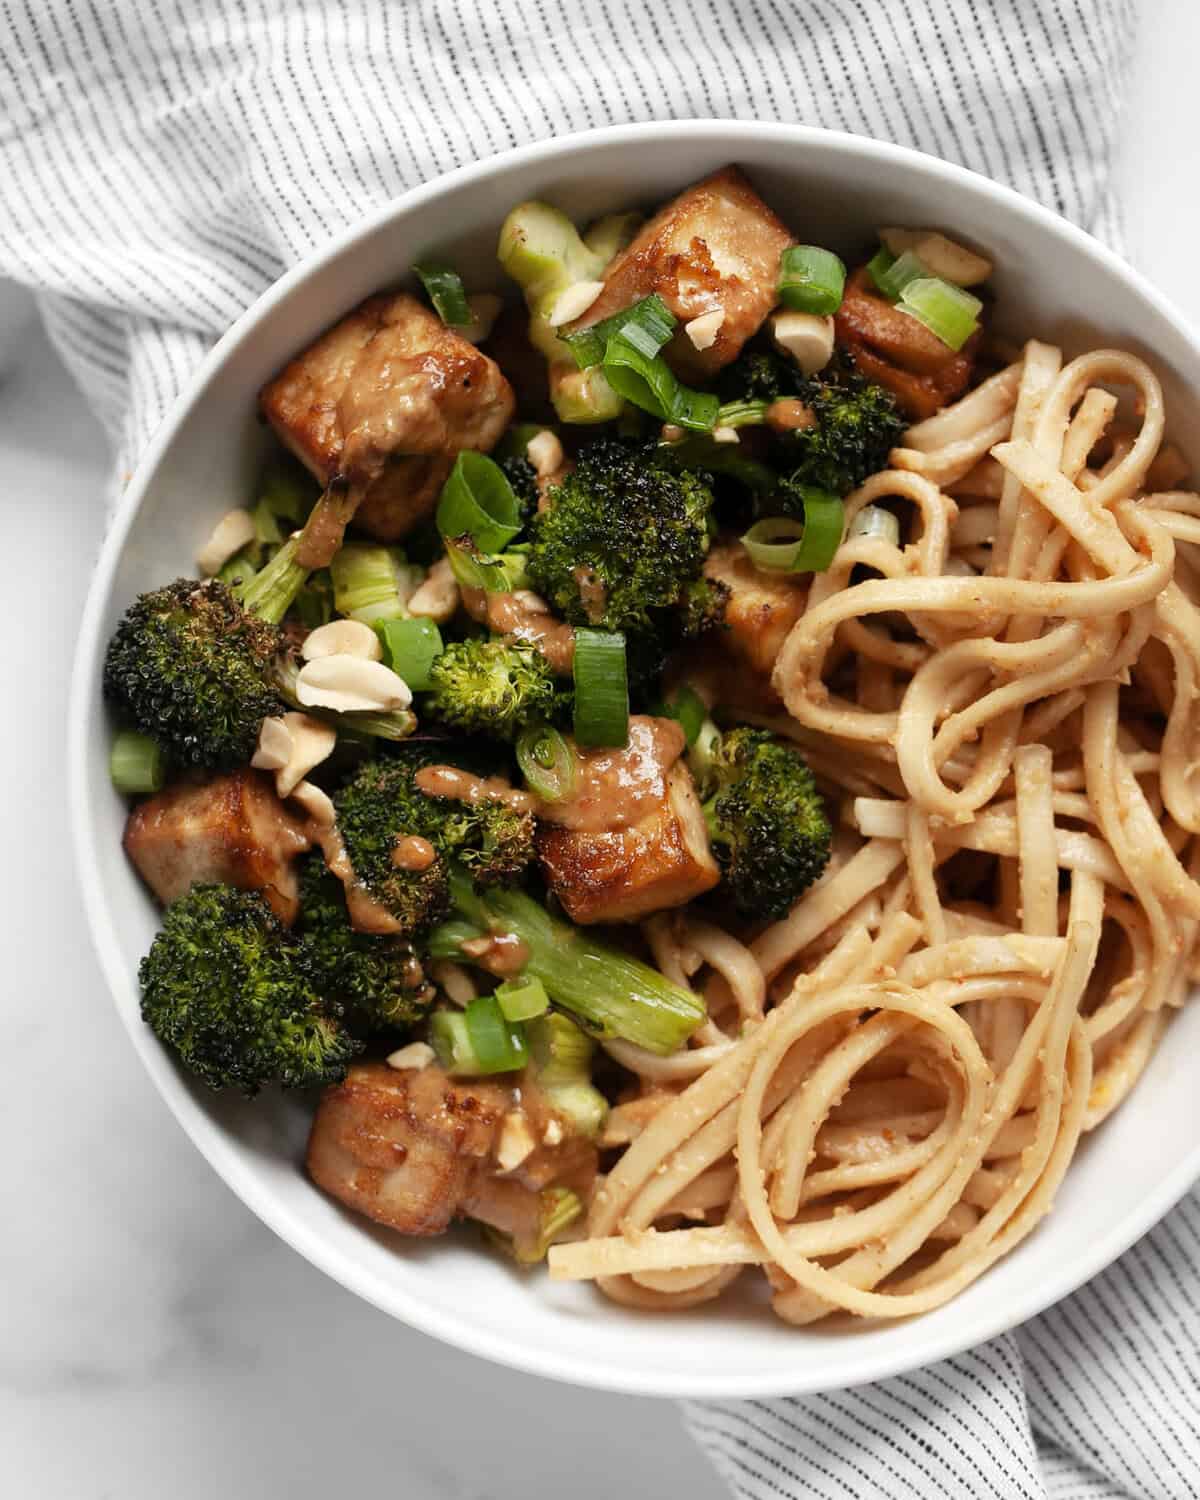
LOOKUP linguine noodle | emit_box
[549,343,1200,1323]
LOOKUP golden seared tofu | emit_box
[536,716,719,924]
[704,539,808,681]
[307,1062,596,1243]
[123,768,312,923]
[563,167,794,381]
[259,292,515,542]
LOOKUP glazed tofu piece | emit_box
[123,768,312,923]
[834,267,982,419]
[704,539,808,681]
[563,167,794,381]
[307,1062,596,1247]
[259,292,515,545]
[536,717,719,924]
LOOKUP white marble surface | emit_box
[3,5,1199,1494]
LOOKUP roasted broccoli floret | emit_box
[719,349,905,498]
[527,437,718,641]
[103,538,310,770]
[139,884,360,1095]
[692,725,832,919]
[334,752,536,936]
[497,454,540,524]
[424,638,566,740]
[296,854,433,1032]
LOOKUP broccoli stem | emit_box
[432,869,706,1055]
[715,398,772,429]
[238,534,310,625]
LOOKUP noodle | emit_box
[548,341,1200,1324]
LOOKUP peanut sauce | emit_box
[460,585,576,673]
[391,834,438,871]
[766,397,817,433]
[312,824,404,935]
[537,716,687,833]
[573,566,608,625]
[458,932,532,977]
[415,764,537,813]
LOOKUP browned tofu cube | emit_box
[564,167,794,381]
[536,718,719,924]
[705,538,808,680]
[259,292,515,541]
[307,1063,597,1245]
[123,768,312,923]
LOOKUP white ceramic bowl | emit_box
[70,121,1200,1398]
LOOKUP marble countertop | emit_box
[3,5,1197,1493]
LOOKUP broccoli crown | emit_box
[527,437,716,639]
[139,884,360,1095]
[701,728,832,920]
[334,752,536,935]
[719,349,905,497]
[296,854,432,1032]
[424,637,567,740]
[497,454,540,525]
[104,578,285,770]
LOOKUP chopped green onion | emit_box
[109,729,165,795]
[872,248,928,302]
[292,570,334,629]
[848,505,901,546]
[430,1000,528,1076]
[742,493,845,574]
[436,451,523,553]
[376,617,444,690]
[528,1012,594,1083]
[331,544,419,622]
[898,277,982,352]
[572,629,629,748]
[413,258,472,326]
[467,995,529,1072]
[495,976,550,1023]
[778,245,846,315]
[527,1185,584,1260]
[714,398,771,430]
[561,293,676,370]
[603,335,719,432]
[654,684,707,746]
[443,535,527,594]
[867,245,897,293]
[516,723,578,801]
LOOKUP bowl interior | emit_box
[72,122,1200,1397]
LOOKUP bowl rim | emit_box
[69,117,1200,1398]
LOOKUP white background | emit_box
[1,5,1196,1493]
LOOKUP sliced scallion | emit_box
[516,723,578,801]
[714,399,771,429]
[848,505,901,547]
[331,543,418,622]
[436,451,523,553]
[873,248,929,302]
[778,245,846,315]
[603,336,719,431]
[742,493,845,574]
[443,536,527,594]
[572,628,629,748]
[561,293,676,370]
[654,684,707,746]
[466,995,529,1072]
[898,277,982,352]
[413,258,472,326]
[376,616,444,691]
[109,729,165,795]
[495,976,550,1023]
[866,245,897,293]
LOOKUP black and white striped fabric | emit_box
[7,3,1198,1496]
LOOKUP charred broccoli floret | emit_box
[527,437,718,641]
[719,349,905,498]
[497,453,540,524]
[692,725,832,919]
[296,855,433,1033]
[103,539,310,770]
[424,638,567,740]
[334,752,536,937]
[139,884,360,1095]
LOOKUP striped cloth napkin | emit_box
[6,3,1198,1496]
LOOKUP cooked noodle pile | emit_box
[549,343,1200,1322]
